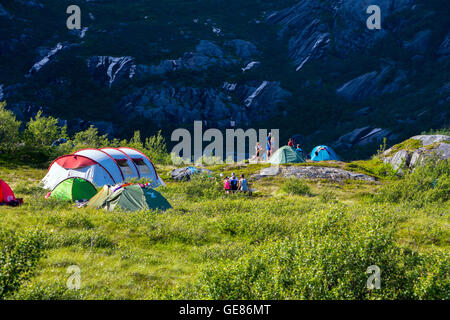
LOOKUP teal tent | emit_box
[87,184,171,212]
[269,146,305,164]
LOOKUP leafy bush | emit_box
[72,125,109,149]
[421,127,450,136]
[375,158,449,207]
[345,158,398,180]
[384,138,423,157]
[24,111,66,147]
[0,230,45,299]
[196,205,449,299]
[11,282,84,300]
[218,209,301,242]
[281,178,311,196]
[135,130,171,164]
[0,101,21,151]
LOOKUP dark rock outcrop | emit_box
[136,40,236,77]
[117,80,289,127]
[404,30,432,55]
[117,85,244,127]
[266,1,331,71]
[14,0,44,8]
[237,81,291,110]
[225,39,259,61]
[335,127,392,149]
[437,31,450,58]
[87,56,136,87]
[0,3,11,18]
[27,43,73,76]
[336,67,406,101]
[267,0,416,70]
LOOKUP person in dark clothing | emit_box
[230,173,239,192]
[266,132,272,159]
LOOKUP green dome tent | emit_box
[269,146,305,165]
[87,184,171,212]
[49,178,97,202]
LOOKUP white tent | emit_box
[42,147,162,190]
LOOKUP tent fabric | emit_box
[269,146,305,164]
[86,185,113,209]
[0,180,16,203]
[49,178,97,202]
[310,145,339,161]
[55,155,97,169]
[100,148,140,179]
[87,184,171,212]
[118,147,159,184]
[74,149,125,181]
[42,147,163,190]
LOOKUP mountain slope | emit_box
[0,0,449,159]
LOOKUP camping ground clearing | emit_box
[0,159,449,299]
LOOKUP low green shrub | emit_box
[281,178,311,196]
[44,230,115,249]
[10,282,84,300]
[345,158,398,180]
[375,158,449,207]
[0,229,45,299]
[320,189,338,203]
[195,205,449,299]
[64,214,95,230]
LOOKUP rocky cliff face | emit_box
[267,0,416,71]
[116,80,289,128]
[0,0,448,158]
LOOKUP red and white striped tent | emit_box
[41,147,163,190]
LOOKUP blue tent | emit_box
[311,145,339,161]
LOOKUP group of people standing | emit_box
[223,134,305,194]
[254,134,304,162]
[254,132,275,162]
[288,138,304,156]
[223,173,248,193]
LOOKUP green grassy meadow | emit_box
[1,159,448,300]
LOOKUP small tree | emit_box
[128,130,144,150]
[0,101,21,151]
[73,125,109,149]
[25,111,61,146]
[145,130,170,164]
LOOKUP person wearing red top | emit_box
[288,138,294,147]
